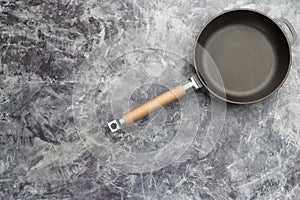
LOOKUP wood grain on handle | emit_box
[122,85,186,125]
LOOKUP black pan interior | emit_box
[195,10,290,103]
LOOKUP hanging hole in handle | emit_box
[107,120,121,133]
[277,18,297,45]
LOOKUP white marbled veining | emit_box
[0,0,299,199]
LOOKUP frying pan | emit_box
[108,9,297,132]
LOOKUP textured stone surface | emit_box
[0,0,299,199]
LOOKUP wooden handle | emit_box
[122,85,186,125]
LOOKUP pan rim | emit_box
[193,8,292,104]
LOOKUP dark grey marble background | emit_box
[1,0,299,199]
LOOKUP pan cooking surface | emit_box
[195,10,290,103]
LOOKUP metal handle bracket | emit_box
[277,18,297,45]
